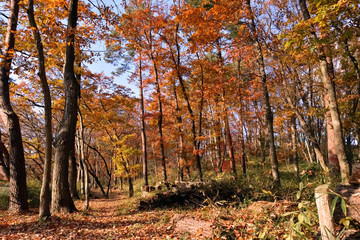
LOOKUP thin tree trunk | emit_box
[120,155,133,198]
[150,57,167,182]
[173,82,186,181]
[216,40,237,178]
[175,31,202,181]
[27,0,53,218]
[285,95,328,171]
[291,117,300,182]
[298,0,350,184]
[51,0,79,213]
[196,53,205,177]
[78,112,89,210]
[164,27,202,180]
[86,143,111,197]
[224,113,237,178]
[0,0,28,212]
[245,0,280,187]
[86,162,106,196]
[139,55,148,187]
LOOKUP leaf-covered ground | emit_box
[0,189,328,239]
[0,190,182,239]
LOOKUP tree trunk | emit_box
[69,148,79,199]
[173,82,186,181]
[285,94,328,171]
[51,0,79,213]
[325,96,340,174]
[298,0,350,184]
[139,56,148,187]
[0,0,28,212]
[85,143,111,197]
[171,28,202,180]
[27,0,53,218]
[216,40,237,179]
[87,165,106,196]
[150,56,167,182]
[128,175,134,198]
[290,117,300,182]
[245,0,280,187]
[0,137,10,181]
[78,112,89,210]
[224,113,237,178]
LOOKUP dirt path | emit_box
[0,190,181,239]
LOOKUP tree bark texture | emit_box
[69,148,79,199]
[0,137,10,181]
[298,0,350,184]
[51,0,79,213]
[315,184,335,240]
[27,0,53,218]
[0,0,28,212]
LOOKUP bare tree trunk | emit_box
[291,117,300,182]
[224,113,237,178]
[139,56,148,187]
[172,82,187,181]
[168,28,202,180]
[86,163,106,196]
[325,96,340,174]
[216,40,237,179]
[298,0,350,184]
[197,53,205,178]
[69,148,79,199]
[245,0,280,187]
[86,143,111,197]
[27,0,53,218]
[0,0,28,212]
[0,136,10,181]
[215,122,224,173]
[51,0,79,213]
[78,112,89,210]
[150,57,167,182]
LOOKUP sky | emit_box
[85,0,139,97]
[86,52,139,96]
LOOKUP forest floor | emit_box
[0,187,323,239]
[0,188,306,239]
[0,189,184,239]
[2,187,360,239]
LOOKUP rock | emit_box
[171,214,213,238]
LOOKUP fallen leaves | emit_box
[0,190,177,239]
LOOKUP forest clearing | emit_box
[1,0,360,239]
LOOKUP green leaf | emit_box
[341,199,347,216]
[298,213,306,223]
[296,191,302,200]
[299,182,304,190]
[331,196,339,217]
